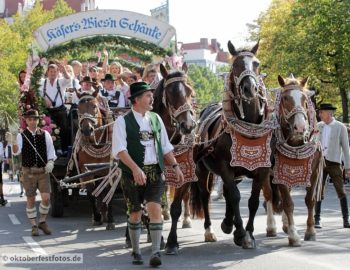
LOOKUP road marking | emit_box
[8,214,21,225]
[23,236,48,255]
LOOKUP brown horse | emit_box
[152,63,197,255]
[191,41,278,249]
[75,90,115,230]
[272,75,323,246]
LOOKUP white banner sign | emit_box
[33,10,176,51]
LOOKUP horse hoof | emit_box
[282,225,289,234]
[233,230,246,247]
[125,239,132,248]
[182,221,192,229]
[92,220,103,226]
[204,233,217,242]
[221,221,233,234]
[304,234,316,241]
[288,238,301,247]
[165,246,178,255]
[242,240,256,249]
[266,229,277,237]
[162,210,170,221]
[106,223,116,230]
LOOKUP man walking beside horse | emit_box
[316,103,350,228]
[112,82,184,267]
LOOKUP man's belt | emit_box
[139,131,154,141]
[23,166,45,174]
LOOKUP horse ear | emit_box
[278,75,285,87]
[182,62,188,74]
[300,76,309,87]
[251,40,259,55]
[92,87,99,97]
[160,63,168,79]
[228,40,238,56]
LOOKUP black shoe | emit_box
[131,252,143,265]
[20,192,24,197]
[314,220,322,229]
[149,252,162,267]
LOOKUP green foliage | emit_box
[187,65,224,109]
[255,0,350,121]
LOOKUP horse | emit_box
[191,41,278,249]
[74,89,115,230]
[271,75,323,246]
[152,63,197,255]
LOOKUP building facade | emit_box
[0,0,95,18]
[180,38,229,73]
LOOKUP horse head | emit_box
[154,63,196,141]
[277,75,315,146]
[227,40,265,123]
[78,90,102,137]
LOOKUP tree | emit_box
[187,65,224,109]
[255,0,350,122]
[0,1,74,119]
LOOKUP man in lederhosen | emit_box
[9,110,56,236]
[39,63,71,154]
[112,82,184,267]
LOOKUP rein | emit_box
[162,75,194,143]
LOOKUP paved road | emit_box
[1,173,350,270]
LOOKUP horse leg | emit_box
[105,202,116,230]
[221,184,234,234]
[165,189,183,255]
[279,185,301,246]
[87,185,102,226]
[162,185,170,221]
[262,179,277,237]
[202,174,217,242]
[182,188,192,228]
[125,215,132,248]
[304,186,316,241]
[243,176,266,249]
[225,179,246,247]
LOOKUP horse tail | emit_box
[270,177,283,214]
[190,181,204,219]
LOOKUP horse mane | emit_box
[282,78,308,92]
[228,48,255,63]
[153,70,193,113]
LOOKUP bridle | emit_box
[162,75,194,141]
[226,51,267,119]
[78,95,107,145]
[276,85,315,143]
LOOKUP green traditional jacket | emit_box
[119,110,164,176]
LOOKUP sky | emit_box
[95,0,272,49]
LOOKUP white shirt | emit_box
[101,88,125,108]
[0,142,4,162]
[12,128,57,161]
[39,77,72,108]
[112,109,173,165]
[321,118,335,156]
